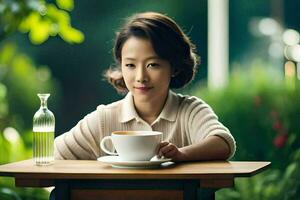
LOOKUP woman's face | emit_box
[121,37,172,104]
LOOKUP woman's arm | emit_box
[54,109,101,160]
[157,135,230,162]
[156,97,235,162]
[180,135,230,161]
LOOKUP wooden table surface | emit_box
[0,159,271,200]
[0,159,270,180]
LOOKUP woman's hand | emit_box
[156,141,187,162]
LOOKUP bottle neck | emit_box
[39,98,48,109]
[38,94,50,109]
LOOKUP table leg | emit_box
[183,180,198,200]
[182,180,216,200]
[54,180,70,200]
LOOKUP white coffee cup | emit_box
[100,131,162,161]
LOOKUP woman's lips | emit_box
[134,86,153,92]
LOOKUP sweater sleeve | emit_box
[186,97,236,160]
[54,107,101,160]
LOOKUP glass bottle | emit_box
[33,93,55,165]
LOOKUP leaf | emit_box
[59,26,84,43]
[0,187,21,200]
[47,4,70,25]
[287,133,297,146]
[292,148,300,161]
[0,3,7,15]
[56,0,74,11]
[18,12,40,33]
[284,163,298,180]
[29,20,51,44]
[0,83,7,100]
[0,44,16,64]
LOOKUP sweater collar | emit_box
[120,90,179,123]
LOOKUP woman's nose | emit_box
[136,67,149,83]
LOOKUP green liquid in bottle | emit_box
[33,131,54,165]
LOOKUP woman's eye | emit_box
[147,63,160,68]
[125,64,135,68]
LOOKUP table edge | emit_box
[0,160,272,180]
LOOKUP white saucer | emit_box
[97,156,172,169]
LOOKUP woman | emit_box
[54,12,236,162]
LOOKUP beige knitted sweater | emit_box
[54,91,236,160]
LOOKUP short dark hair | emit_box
[104,12,200,93]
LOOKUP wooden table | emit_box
[0,159,270,200]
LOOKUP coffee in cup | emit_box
[100,131,162,161]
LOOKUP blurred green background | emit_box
[1,0,300,199]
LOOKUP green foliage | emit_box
[0,186,49,200]
[1,1,81,199]
[0,83,8,119]
[194,66,300,167]
[191,64,300,200]
[0,0,84,44]
[216,150,300,200]
[0,128,47,200]
[0,128,31,164]
[0,187,21,200]
[0,43,61,131]
[0,43,60,199]
[56,0,74,11]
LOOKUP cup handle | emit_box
[100,136,118,156]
